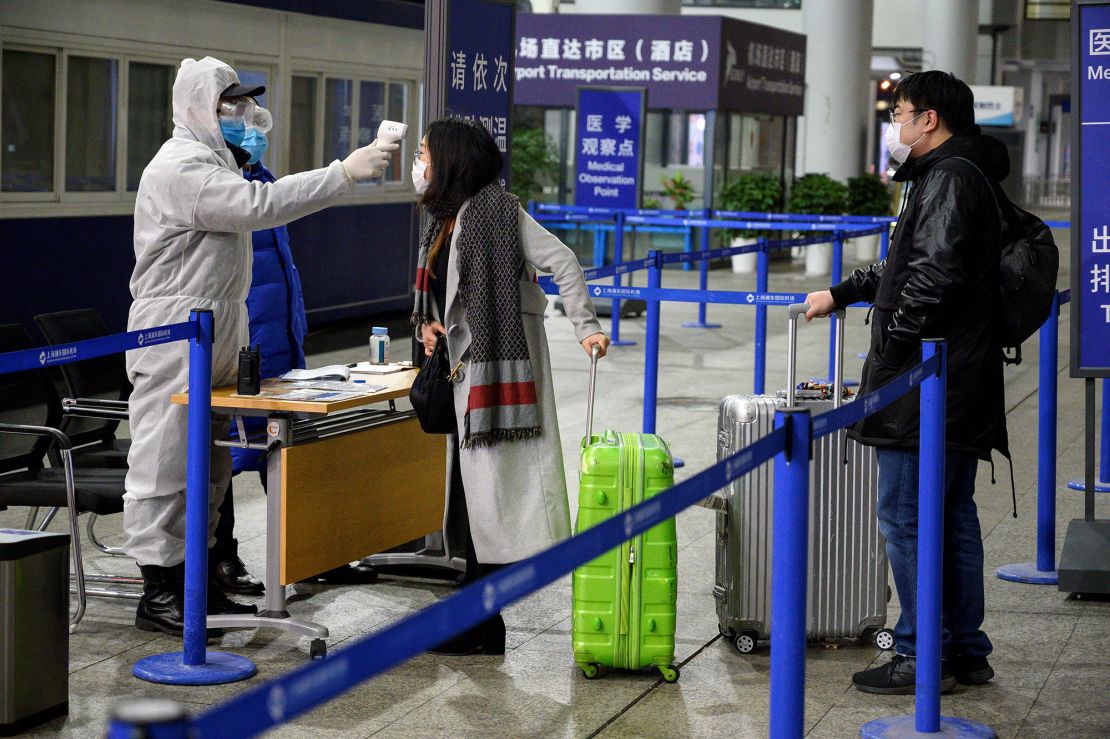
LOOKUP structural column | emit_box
[801,0,873,275]
[923,0,980,82]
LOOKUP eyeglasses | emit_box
[888,109,921,125]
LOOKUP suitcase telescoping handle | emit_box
[586,344,600,442]
[786,303,846,409]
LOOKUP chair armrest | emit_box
[61,397,129,421]
[0,422,74,450]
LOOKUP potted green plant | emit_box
[846,174,892,261]
[718,173,783,273]
[509,127,560,204]
[788,173,847,276]
[661,172,696,211]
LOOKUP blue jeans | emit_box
[876,448,993,659]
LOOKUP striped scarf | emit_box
[412,183,542,449]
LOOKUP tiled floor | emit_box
[6,224,1109,737]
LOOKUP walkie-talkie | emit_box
[237,345,261,395]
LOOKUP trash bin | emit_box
[0,529,69,736]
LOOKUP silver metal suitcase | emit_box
[709,306,892,654]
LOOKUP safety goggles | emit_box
[217,97,272,133]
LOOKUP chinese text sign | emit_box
[574,88,645,209]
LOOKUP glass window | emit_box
[386,82,406,180]
[323,78,352,165]
[357,80,385,184]
[289,75,317,174]
[127,62,174,190]
[66,56,118,192]
[2,50,56,193]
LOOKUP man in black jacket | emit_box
[805,71,1007,695]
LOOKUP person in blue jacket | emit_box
[211,123,378,593]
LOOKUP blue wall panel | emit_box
[286,202,417,323]
[0,215,135,335]
[0,202,416,339]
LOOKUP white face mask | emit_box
[411,158,430,194]
[885,111,927,164]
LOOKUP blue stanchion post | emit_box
[610,210,636,347]
[880,223,890,260]
[863,340,994,738]
[754,237,769,395]
[642,250,662,435]
[915,339,945,733]
[998,293,1061,584]
[1067,376,1110,493]
[108,699,190,739]
[132,310,257,686]
[682,221,693,272]
[683,210,722,330]
[769,407,811,739]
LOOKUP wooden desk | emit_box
[172,368,447,653]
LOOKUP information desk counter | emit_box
[171,369,446,652]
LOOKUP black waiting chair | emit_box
[0,324,137,630]
[34,309,132,556]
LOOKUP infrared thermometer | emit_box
[376,120,408,146]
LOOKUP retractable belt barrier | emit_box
[0,320,195,374]
[109,342,949,739]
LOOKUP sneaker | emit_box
[852,654,957,695]
[951,654,994,685]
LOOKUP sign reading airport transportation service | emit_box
[446,0,514,186]
[1073,1,1110,376]
[515,14,804,114]
[574,87,645,209]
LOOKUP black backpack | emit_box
[953,157,1060,365]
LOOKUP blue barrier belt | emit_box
[0,321,196,375]
[189,426,788,737]
[810,353,941,439]
[574,285,809,306]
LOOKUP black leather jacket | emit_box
[829,129,1010,459]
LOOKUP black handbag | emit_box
[409,335,457,434]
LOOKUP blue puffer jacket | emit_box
[229,163,308,473]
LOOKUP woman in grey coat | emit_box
[412,118,609,654]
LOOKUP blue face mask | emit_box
[219,119,246,148]
[242,128,268,165]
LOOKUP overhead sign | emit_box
[574,87,646,209]
[970,85,1024,127]
[1072,1,1110,376]
[514,14,804,114]
[445,0,514,186]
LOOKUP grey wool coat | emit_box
[437,203,603,564]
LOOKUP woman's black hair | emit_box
[420,117,504,218]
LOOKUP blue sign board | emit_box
[574,87,646,209]
[446,0,514,186]
[1073,1,1110,376]
[515,14,805,115]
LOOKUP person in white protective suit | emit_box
[124,56,397,636]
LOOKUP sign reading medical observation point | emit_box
[575,87,645,209]
[1073,1,1110,376]
[446,0,514,186]
[515,14,805,114]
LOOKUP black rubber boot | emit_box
[211,547,264,595]
[202,560,258,615]
[135,564,224,638]
[429,614,505,656]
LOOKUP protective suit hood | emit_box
[172,56,239,155]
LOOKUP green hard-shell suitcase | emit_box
[571,347,679,682]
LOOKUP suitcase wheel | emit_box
[873,628,895,651]
[310,638,327,660]
[579,663,600,679]
[733,632,758,654]
[658,665,679,683]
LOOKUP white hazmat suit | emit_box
[124,56,357,566]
